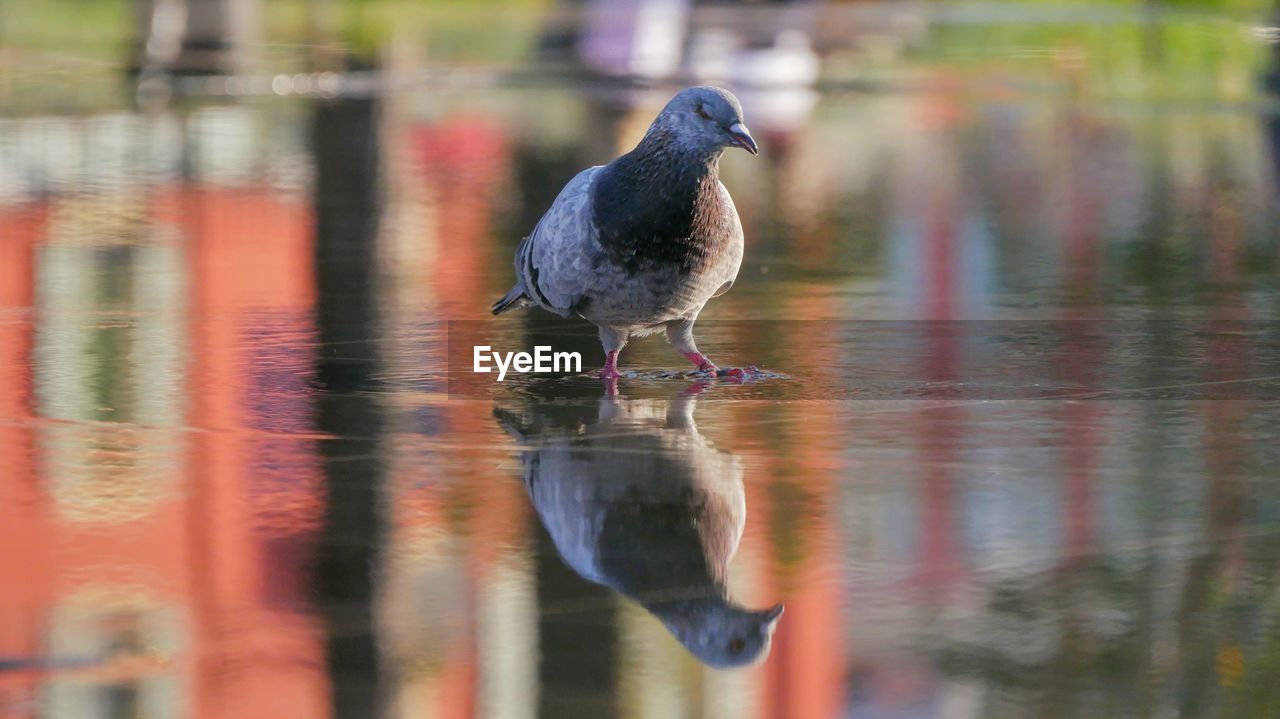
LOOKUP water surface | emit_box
[2,40,1280,719]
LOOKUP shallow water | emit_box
[3,39,1280,719]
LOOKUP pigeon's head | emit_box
[660,601,784,668]
[652,86,758,158]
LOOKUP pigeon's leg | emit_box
[667,394,699,427]
[598,326,628,381]
[666,318,718,373]
[602,352,620,380]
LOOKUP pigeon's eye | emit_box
[697,105,712,121]
[729,637,746,654]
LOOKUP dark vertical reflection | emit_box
[1268,11,1280,213]
[314,85,383,393]
[311,84,386,719]
[535,519,619,719]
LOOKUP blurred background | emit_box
[3,0,1280,717]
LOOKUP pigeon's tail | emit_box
[491,285,529,315]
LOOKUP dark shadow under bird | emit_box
[494,388,783,668]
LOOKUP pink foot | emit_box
[681,352,718,374]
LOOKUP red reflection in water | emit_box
[0,80,1275,719]
[0,188,329,719]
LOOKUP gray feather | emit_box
[515,166,604,317]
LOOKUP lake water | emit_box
[3,27,1280,719]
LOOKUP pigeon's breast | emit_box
[586,166,743,324]
[591,168,737,272]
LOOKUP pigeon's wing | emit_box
[523,441,611,584]
[516,166,605,318]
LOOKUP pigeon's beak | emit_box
[726,122,759,155]
[764,603,785,629]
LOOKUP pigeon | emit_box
[494,391,784,668]
[492,86,758,381]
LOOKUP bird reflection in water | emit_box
[495,384,784,668]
